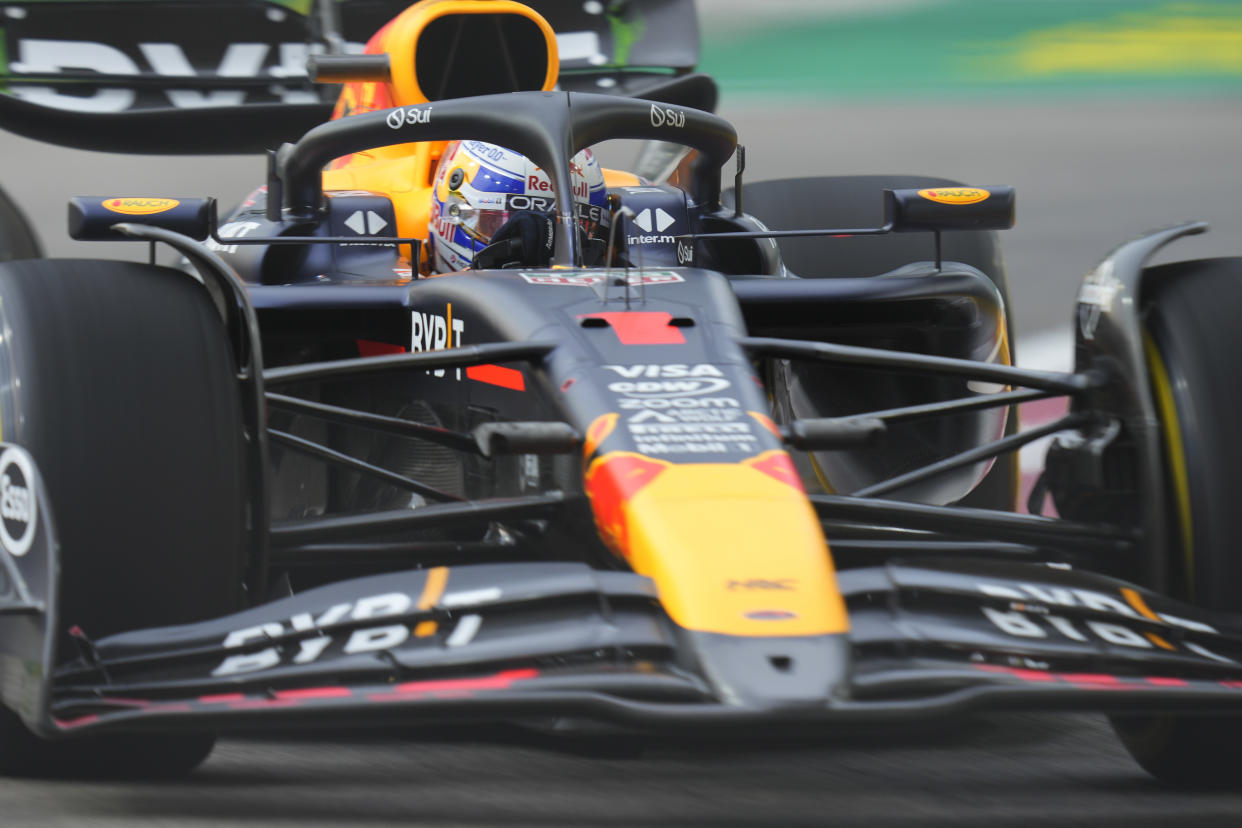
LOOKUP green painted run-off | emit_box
[699,0,1242,98]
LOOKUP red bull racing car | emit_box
[0,0,1240,785]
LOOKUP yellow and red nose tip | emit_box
[584,450,849,637]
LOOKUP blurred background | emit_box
[1,1,1241,824]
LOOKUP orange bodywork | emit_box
[321,0,642,270]
[322,0,558,269]
[585,449,850,638]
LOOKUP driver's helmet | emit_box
[428,140,610,272]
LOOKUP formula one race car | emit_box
[0,0,1240,785]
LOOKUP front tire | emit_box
[0,259,248,778]
[1111,257,1242,785]
[0,184,40,261]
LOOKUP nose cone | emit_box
[585,452,850,638]
[682,629,853,710]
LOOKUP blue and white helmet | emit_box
[429,140,610,272]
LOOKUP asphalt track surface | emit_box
[2,94,1242,824]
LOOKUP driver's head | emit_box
[428,140,610,272]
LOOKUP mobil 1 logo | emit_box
[0,447,37,558]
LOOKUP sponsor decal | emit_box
[344,210,388,235]
[650,103,685,129]
[522,170,591,201]
[0,447,37,558]
[210,576,489,676]
[605,364,724,379]
[917,187,990,205]
[633,207,675,234]
[627,422,758,455]
[728,579,796,591]
[744,609,798,621]
[628,407,744,424]
[603,366,760,455]
[676,239,694,265]
[410,304,465,379]
[618,396,740,411]
[205,220,261,255]
[976,579,1231,660]
[464,141,507,163]
[505,193,599,217]
[10,38,331,111]
[519,272,684,287]
[386,105,433,129]
[605,363,731,398]
[102,197,179,215]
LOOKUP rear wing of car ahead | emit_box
[0,0,702,153]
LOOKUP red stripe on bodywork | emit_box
[584,453,672,555]
[745,451,805,492]
[466,363,526,391]
[974,665,1055,682]
[1145,677,1189,687]
[54,714,100,730]
[579,312,686,345]
[200,693,245,704]
[357,339,407,357]
[274,686,354,701]
[1058,673,1119,684]
[391,668,538,695]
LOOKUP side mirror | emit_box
[68,197,214,241]
[884,186,1015,233]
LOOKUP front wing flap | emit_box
[40,556,1242,736]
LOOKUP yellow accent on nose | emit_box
[616,463,848,637]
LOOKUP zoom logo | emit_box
[387,106,433,129]
[650,104,685,129]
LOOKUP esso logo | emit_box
[650,104,685,129]
[0,447,37,558]
[387,106,433,129]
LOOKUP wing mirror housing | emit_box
[68,196,214,241]
[884,186,1015,232]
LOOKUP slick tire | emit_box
[0,259,247,778]
[1111,257,1242,786]
[729,175,1017,510]
[0,184,41,261]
